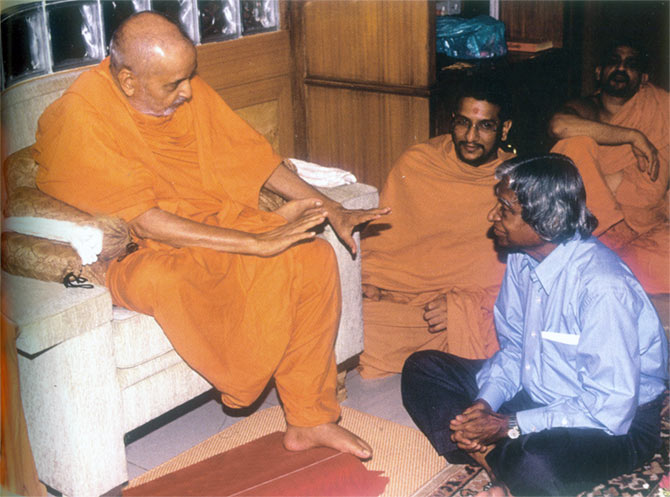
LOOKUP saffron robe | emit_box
[33,59,341,427]
[552,84,669,295]
[359,135,514,378]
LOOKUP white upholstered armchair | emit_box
[1,69,378,497]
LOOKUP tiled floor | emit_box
[114,369,417,487]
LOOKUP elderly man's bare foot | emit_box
[284,422,372,459]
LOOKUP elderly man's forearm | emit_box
[130,207,269,254]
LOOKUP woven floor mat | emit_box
[127,405,448,497]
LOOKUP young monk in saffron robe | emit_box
[359,79,515,378]
[33,11,389,458]
[550,40,669,295]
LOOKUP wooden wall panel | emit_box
[196,31,295,157]
[305,86,430,189]
[236,101,280,152]
[302,0,435,87]
[500,1,564,48]
[218,77,295,157]
[196,31,291,90]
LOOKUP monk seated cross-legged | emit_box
[33,11,390,458]
[549,38,669,302]
[359,77,516,379]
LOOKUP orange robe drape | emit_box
[1,311,47,496]
[552,84,669,295]
[359,135,514,378]
[33,59,341,427]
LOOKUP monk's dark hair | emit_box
[455,75,512,122]
[109,10,193,74]
[495,154,598,243]
[599,37,649,73]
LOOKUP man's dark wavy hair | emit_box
[495,154,598,244]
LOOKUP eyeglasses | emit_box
[452,115,500,135]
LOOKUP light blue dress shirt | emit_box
[476,235,668,436]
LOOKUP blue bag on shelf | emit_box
[436,15,507,59]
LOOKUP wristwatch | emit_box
[507,414,521,439]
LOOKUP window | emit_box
[0,0,279,90]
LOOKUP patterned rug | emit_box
[413,392,670,497]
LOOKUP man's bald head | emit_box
[109,11,194,77]
[109,11,197,116]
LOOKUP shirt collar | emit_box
[520,234,582,294]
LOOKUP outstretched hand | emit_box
[631,131,660,182]
[275,198,326,222]
[327,204,391,255]
[253,202,328,256]
[450,400,509,453]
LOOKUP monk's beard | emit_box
[454,140,498,167]
[602,71,640,99]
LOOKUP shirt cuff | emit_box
[476,384,508,412]
[516,407,558,434]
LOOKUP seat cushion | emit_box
[116,350,185,389]
[112,307,174,369]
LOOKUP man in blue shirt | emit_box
[402,154,668,496]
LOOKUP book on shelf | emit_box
[506,40,554,53]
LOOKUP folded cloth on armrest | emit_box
[289,158,357,187]
[4,216,103,265]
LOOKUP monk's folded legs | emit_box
[107,240,372,457]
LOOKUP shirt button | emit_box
[561,417,568,426]
[525,364,531,370]
[531,331,537,337]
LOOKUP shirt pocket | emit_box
[540,330,579,368]
[540,331,580,346]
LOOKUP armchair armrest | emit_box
[2,271,112,355]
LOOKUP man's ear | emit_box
[642,73,649,85]
[116,68,137,97]
[501,120,512,141]
[595,66,602,83]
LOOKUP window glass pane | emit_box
[241,0,277,35]
[1,3,49,88]
[46,0,104,71]
[150,0,197,41]
[198,0,240,43]
[101,0,150,54]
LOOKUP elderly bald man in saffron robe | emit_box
[34,11,390,459]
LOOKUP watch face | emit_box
[507,426,521,439]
